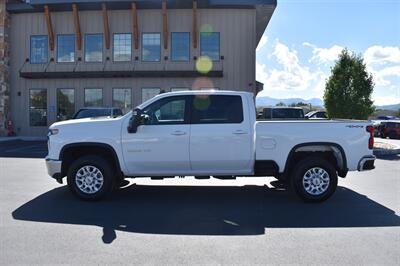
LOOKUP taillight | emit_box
[366,125,374,149]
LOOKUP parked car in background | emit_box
[258,107,305,120]
[372,121,383,137]
[376,115,399,120]
[305,110,328,119]
[380,121,400,139]
[73,107,123,119]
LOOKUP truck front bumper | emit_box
[45,157,62,180]
[357,155,376,171]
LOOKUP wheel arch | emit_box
[60,142,123,178]
[283,142,348,178]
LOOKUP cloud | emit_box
[256,41,399,103]
[257,40,324,94]
[272,42,301,72]
[369,66,400,86]
[364,46,400,86]
[311,73,328,93]
[303,42,344,65]
[256,35,268,52]
[364,45,400,65]
[256,62,268,83]
[373,95,400,106]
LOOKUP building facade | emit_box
[3,0,276,136]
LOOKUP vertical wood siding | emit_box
[10,8,257,136]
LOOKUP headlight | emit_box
[47,128,59,137]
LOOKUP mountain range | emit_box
[256,96,400,111]
[376,103,400,111]
[256,96,324,107]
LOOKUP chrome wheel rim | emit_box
[75,165,104,194]
[302,167,330,196]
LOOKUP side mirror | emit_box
[128,109,143,133]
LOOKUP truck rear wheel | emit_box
[67,155,114,201]
[291,157,338,202]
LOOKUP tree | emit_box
[324,49,375,119]
[289,102,308,107]
[276,102,286,106]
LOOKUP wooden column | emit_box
[72,4,82,51]
[102,3,110,50]
[44,5,54,51]
[192,0,197,49]
[162,1,168,49]
[131,1,139,49]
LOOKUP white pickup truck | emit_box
[46,91,376,202]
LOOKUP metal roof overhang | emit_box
[7,0,276,44]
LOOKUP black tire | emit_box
[67,155,115,201]
[290,157,338,202]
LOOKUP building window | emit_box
[29,89,47,126]
[171,88,189,92]
[30,36,48,64]
[142,88,161,102]
[191,95,243,124]
[113,34,132,62]
[57,89,75,121]
[57,35,75,63]
[84,88,103,107]
[85,34,103,62]
[142,33,161,62]
[200,32,220,61]
[171,32,190,61]
[113,88,132,114]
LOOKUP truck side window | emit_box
[142,96,187,125]
[191,95,243,124]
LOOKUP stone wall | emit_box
[0,0,10,136]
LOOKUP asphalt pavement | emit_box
[0,141,399,265]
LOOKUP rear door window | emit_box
[191,95,243,124]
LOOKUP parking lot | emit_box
[0,140,47,158]
[0,141,399,265]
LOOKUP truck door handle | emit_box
[233,130,248,135]
[171,131,187,136]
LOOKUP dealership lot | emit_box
[0,140,47,158]
[0,141,399,265]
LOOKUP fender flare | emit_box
[60,142,123,176]
[283,142,348,178]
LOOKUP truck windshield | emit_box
[74,109,112,119]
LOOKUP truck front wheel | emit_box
[291,157,338,202]
[67,155,114,201]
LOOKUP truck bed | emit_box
[255,120,372,172]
